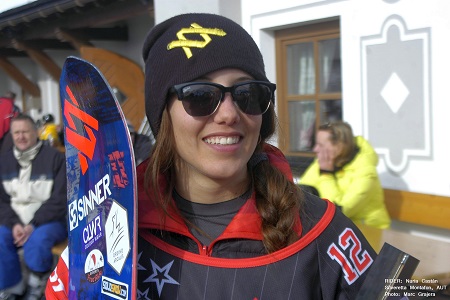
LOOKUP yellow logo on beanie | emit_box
[167,23,226,59]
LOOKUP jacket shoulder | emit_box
[299,192,331,235]
[354,136,379,166]
[37,144,65,162]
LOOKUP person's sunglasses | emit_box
[170,81,276,117]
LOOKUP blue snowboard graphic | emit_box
[60,56,137,300]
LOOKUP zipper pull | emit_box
[201,245,211,256]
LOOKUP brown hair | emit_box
[144,104,302,253]
[318,121,356,168]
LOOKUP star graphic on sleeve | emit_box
[137,252,146,270]
[137,288,151,300]
[144,259,179,296]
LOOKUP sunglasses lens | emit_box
[175,81,274,116]
[234,83,272,115]
[180,85,221,116]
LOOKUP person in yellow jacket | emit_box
[39,114,61,149]
[301,121,390,251]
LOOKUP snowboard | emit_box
[60,56,137,300]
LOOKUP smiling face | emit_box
[168,68,263,202]
[11,118,39,152]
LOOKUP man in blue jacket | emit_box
[0,114,67,300]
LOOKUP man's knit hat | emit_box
[142,13,269,137]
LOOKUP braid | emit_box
[251,160,302,253]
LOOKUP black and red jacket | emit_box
[137,145,376,299]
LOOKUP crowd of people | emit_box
[0,12,392,300]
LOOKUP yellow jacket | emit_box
[39,123,60,147]
[301,136,391,229]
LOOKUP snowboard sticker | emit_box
[60,56,137,300]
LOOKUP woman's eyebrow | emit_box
[198,75,255,83]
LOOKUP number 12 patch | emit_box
[327,228,374,285]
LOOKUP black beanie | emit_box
[142,13,269,137]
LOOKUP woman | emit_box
[46,13,376,299]
[301,121,391,251]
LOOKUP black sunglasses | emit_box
[170,81,276,117]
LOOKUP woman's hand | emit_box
[317,147,336,171]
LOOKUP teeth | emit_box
[204,136,240,145]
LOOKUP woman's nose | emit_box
[213,92,240,125]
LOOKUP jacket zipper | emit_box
[200,245,213,256]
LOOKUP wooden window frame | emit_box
[275,20,341,158]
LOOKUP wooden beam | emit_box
[12,39,61,81]
[0,48,28,57]
[0,0,153,46]
[71,27,128,41]
[0,56,40,97]
[384,189,450,230]
[55,27,94,51]
[26,39,74,50]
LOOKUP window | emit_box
[276,20,342,164]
